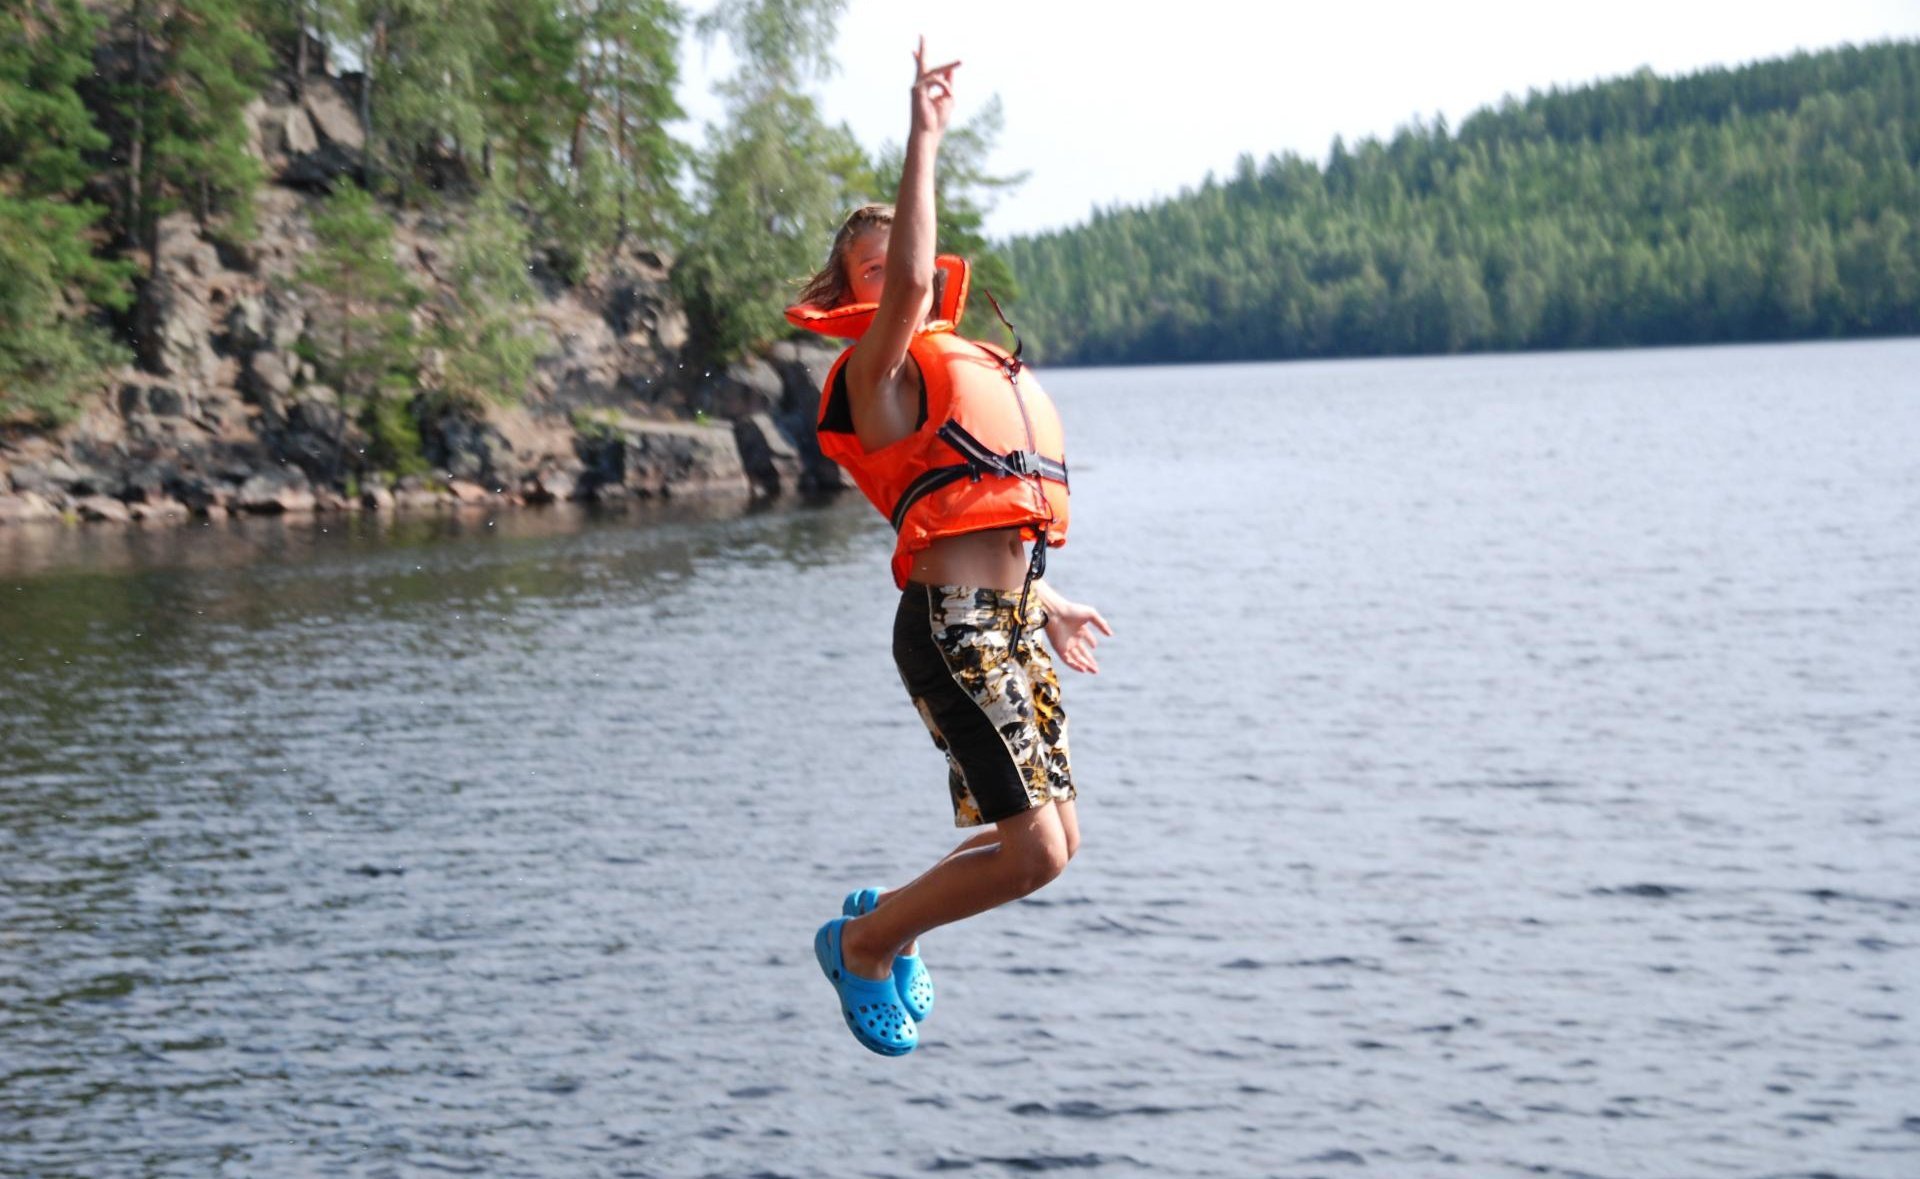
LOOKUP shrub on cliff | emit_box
[296,182,422,478]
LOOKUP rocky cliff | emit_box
[0,72,846,529]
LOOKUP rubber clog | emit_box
[814,917,917,1057]
[842,888,936,1023]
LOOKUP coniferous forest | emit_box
[1005,41,1920,365]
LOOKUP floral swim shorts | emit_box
[892,582,1075,828]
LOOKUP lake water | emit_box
[2,339,1916,1179]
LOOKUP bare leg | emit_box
[840,802,1070,980]
[866,824,1001,957]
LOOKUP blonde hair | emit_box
[794,203,894,309]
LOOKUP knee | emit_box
[1007,832,1070,894]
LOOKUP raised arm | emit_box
[844,39,959,451]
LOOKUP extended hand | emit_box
[1044,597,1113,675]
[911,36,959,136]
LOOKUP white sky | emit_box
[674,1,1920,240]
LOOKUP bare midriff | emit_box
[908,527,1031,590]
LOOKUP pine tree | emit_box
[296,184,423,478]
[346,0,495,198]
[0,0,136,423]
[112,0,272,258]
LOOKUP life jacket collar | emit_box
[784,254,971,341]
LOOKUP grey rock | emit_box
[74,495,132,524]
[226,296,269,354]
[733,412,803,498]
[303,80,365,152]
[7,458,81,497]
[256,100,319,157]
[118,382,195,421]
[128,498,190,522]
[0,493,59,524]
[696,357,783,419]
[580,417,748,498]
[425,411,512,485]
[236,470,317,514]
[522,464,580,504]
[172,474,233,513]
[244,351,297,410]
[119,461,174,503]
[653,306,689,352]
[136,214,224,389]
[765,339,848,492]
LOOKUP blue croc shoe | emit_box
[842,888,935,1023]
[814,917,917,1057]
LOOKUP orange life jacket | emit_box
[785,255,1070,589]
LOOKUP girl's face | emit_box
[844,227,889,306]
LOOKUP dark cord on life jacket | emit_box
[983,289,1024,375]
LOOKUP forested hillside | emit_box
[0,0,1011,429]
[1003,41,1920,365]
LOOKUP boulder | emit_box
[303,79,365,152]
[360,485,396,512]
[424,410,512,486]
[522,464,580,504]
[766,338,840,415]
[74,495,132,524]
[581,417,749,498]
[695,357,784,419]
[128,498,190,522]
[228,292,305,356]
[6,457,83,497]
[446,478,492,503]
[242,350,297,413]
[252,99,319,158]
[118,461,175,503]
[733,412,803,498]
[236,470,317,514]
[0,493,58,525]
[765,338,848,492]
[173,473,234,514]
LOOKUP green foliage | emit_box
[296,183,422,474]
[1006,41,1920,364]
[677,87,867,359]
[361,384,430,475]
[113,0,273,251]
[694,0,838,92]
[676,0,863,360]
[346,0,494,198]
[0,198,133,423]
[0,2,135,422]
[431,183,543,408]
[569,404,621,441]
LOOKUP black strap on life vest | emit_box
[887,421,1068,532]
